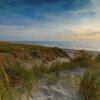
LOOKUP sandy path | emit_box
[19,68,84,100]
[30,82,78,100]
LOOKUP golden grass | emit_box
[79,52,100,100]
[0,42,69,63]
[79,67,100,100]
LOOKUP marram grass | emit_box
[0,61,38,100]
[79,67,100,100]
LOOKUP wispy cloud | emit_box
[0,0,100,41]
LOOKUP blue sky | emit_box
[0,0,100,41]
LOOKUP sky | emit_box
[0,0,100,41]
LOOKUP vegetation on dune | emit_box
[0,61,38,100]
[0,61,76,100]
[79,67,100,100]
[0,53,81,100]
[96,54,100,62]
[79,51,100,100]
[0,42,69,62]
[73,50,94,68]
[0,65,11,100]
[0,42,100,100]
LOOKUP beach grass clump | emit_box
[0,81,12,100]
[0,65,15,100]
[96,54,100,63]
[50,60,78,72]
[0,61,38,99]
[49,61,78,80]
[0,46,11,53]
[50,62,63,80]
[31,61,76,79]
[31,61,77,82]
[78,51,100,100]
[32,64,50,77]
[73,50,93,68]
[3,61,37,88]
[79,67,100,100]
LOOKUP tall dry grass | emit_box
[79,52,100,100]
[0,61,38,100]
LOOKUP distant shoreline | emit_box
[1,41,100,52]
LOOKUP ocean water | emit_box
[14,41,100,51]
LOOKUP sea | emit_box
[13,41,100,51]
